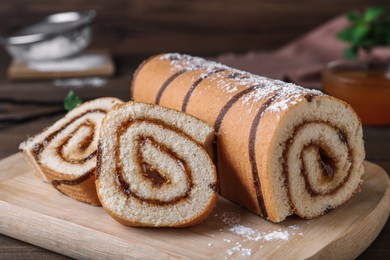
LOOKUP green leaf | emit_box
[363,6,387,22]
[346,11,361,22]
[338,5,390,58]
[344,46,358,59]
[64,90,83,112]
[337,27,355,41]
[352,24,370,43]
[360,38,380,47]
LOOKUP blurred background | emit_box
[0,0,389,259]
[0,0,388,57]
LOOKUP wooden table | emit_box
[0,47,389,259]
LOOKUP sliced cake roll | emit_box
[19,97,123,206]
[96,101,217,227]
[131,53,365,222]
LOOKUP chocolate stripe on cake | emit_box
[212,85,259,183]
[182,69,226,112]
[130,54,160,99]
[248,94,279,218]
[213,85,259,143]
[155,69,188,105]
[130,53,365,223]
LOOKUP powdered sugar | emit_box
[263,230,290,241]
[229,224,256,239]
[228,224,291,242]
[27,54,108,72]
[226,242,252,257]
[160,53,230,74]
[161,53,324,113]
[207,211,305,258]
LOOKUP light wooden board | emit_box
[0,153,389,259]
[7,50,115,80]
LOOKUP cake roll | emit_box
[19,97,123,206]
[131,53,365,222]
[96,102,217,227]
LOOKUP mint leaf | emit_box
[338,5,390,59]
[346,11,361,22]
[363,6,386,22]
[360,38,380,47]
[352,24,370,43]
[337,27,355,41]
[344,46,358,59]
[64,90,83,112]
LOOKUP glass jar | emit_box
[322,60,390,125]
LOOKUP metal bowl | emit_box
[0,10,96,61]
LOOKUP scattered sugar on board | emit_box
[225,242,252,258]
[207,212,305,258]
[263,230,290,241]
[161,53,324,113]
[228,225,291,241]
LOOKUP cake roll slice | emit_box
[19,97,123,206]
[96,101,218,227]
[131,53,365,222]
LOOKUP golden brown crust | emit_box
[42,165,101,206]
[131,54,365,223]
[96,176,218,227]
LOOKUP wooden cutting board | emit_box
[7,50,115,80]
[0,153,389,259]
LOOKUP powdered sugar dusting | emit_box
[225,242,252,257]
[206,211,305,258]
[228,224,290,242]
[160,53,229,74]
[263,230,290,241]
[160,53,324,113]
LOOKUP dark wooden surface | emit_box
[1,0,390,56]
[0,0,389,259]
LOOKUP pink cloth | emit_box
[216,16,390,89]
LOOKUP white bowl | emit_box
[0,10,96,62]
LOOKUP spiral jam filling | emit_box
[57,120,96,164]
[318,147,336,180]
[32,109,107,186]
[52,169,95,188]
[282,121,353,212]
[141,161,169,187]
[114,118,199,206]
